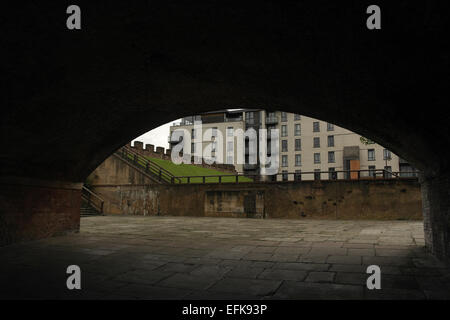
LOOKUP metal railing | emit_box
[81,186,104,214]
[170,169,418,184]
[114,146,181,184]
[170,174,253,184]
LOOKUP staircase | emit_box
[80,203,102,217]
[113,145,180,184]
[81,186,104,217]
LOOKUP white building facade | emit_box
[169,109,418,181]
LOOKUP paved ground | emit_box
[1,216,449,300]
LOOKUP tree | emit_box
[360,136,375,145]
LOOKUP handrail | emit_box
[115,145,181,184]
[170,169,419,184]
[81,186,104,213]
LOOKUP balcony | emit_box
[265,116,279,125]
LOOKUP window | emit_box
[226,155,233,164]
[281,125,287,137]
[227,141,234,152]
[295,154,302,166]
[327,123,334,131]
[314,169,321,180]
[369,165,376,177]
[328,151,335,163]
[282,170,289,181]
[294,123,301,136]
[327,135,334,147]
[281,112,287,122]
[294,170,302,181]
[329,168,336,180]
[368,149,375,161]
[314,153,321,164]
[212,127,218,137]
[282,155,288,167]
[191,128,196,139]
[313,137,320,148]
[295,139,301,151]
[294,114,301,121]
[313,122,320,132]
[211,141,217,152]
[227,127,234,137]
[282,140,288,152]
[191,142,196,153]
[383,149,391,160]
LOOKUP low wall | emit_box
[92,178,422,220]
[87,154,156,186]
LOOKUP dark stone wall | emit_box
[420,173,450,260]
[91,179,422,220]
[0,183,81,246]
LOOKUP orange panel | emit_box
[350,160,360,179]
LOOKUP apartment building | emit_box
[169,110,246,173]
[169,109,418,180]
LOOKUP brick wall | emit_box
[0,184,80,246]
[92,179,422,220]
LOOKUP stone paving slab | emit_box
[0,216,449,300]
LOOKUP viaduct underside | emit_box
[1,1,449,260]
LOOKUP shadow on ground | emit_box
[1,216,449,300]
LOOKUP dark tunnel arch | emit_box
[1,1,449,259]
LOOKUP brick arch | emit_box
[1,2,449,259]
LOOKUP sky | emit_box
[132,119,180,150]
[132,110,244,149]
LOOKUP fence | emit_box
[170,169,419,184]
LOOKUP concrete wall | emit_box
[92,179,422,220]
[87,154,155,186]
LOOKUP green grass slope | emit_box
[146,156,252,183]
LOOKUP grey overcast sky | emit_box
[132,119,180,150]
